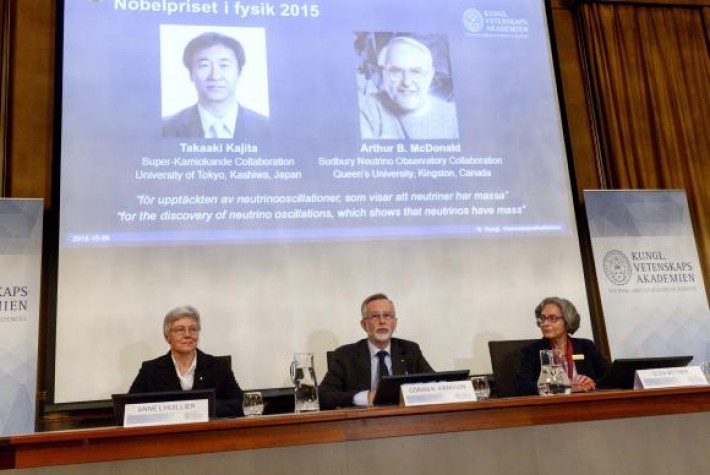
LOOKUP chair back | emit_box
[216,355,232,367]
[326,351,335,370]
[487,339,537,397]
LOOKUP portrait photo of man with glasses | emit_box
[356,34,459,140]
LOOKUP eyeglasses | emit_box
[385,66,429,81]
[170,326,200,335]
[536,315,564,325]
[365,312,395,321]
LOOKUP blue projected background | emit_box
[60,0,569,247]
[53,0,591,403]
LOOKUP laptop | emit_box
[373,370,471,406]
[596,355,693,390]
[111,389,216,426]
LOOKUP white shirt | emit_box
[198,104,239,139]
[171,352,197,391]
[353,341,392,406]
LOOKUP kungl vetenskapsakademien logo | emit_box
[603,250,632,285]
[463,8,485,33]
[462,7,530,38]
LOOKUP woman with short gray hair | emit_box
[129,305,243,417]
[515,297,610,396]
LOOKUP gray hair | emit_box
[360,293,395,318]
[163,305,201,336]
[534,297,581,335]
[377,36,433,69]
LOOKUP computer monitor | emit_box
[596,356,693,390]
[373,370,471,406]
[111,389,216,426]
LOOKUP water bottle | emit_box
[537,349,571,396]
[290,352,320,412]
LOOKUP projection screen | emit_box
[52,0,592,403]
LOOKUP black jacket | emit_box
[319,338,433,409]
[515,337,610,396]
[129,349,243,417]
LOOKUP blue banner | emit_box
[586,190,710,363]
[0,199,43,436]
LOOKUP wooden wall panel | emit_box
[6,0,55,204]
[0,0,10,194]
[548,3,609,350]
[549,5,603,195]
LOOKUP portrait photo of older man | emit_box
[356,33,459,140]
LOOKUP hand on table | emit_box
[571,375,596,392]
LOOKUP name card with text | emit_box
[634,366,708,390]
[401,380,476,407]
[124,399,210,427]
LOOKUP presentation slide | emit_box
[53,0,591,403]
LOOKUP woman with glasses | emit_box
[515,297,610,396]
[128,305,243,417]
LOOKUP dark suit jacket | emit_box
[318,338,434,409]
[128,349,243,417]
[515,337,610,396]
[162,104,269,141]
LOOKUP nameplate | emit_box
[400,380,476,407]
[633,366,708,390]
[124,398,210,427]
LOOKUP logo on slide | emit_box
[462,8,530,38]
[603,250,632,285]
[463,9,485,33]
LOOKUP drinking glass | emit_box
[242,391,264,417]
[471,376,491,400]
